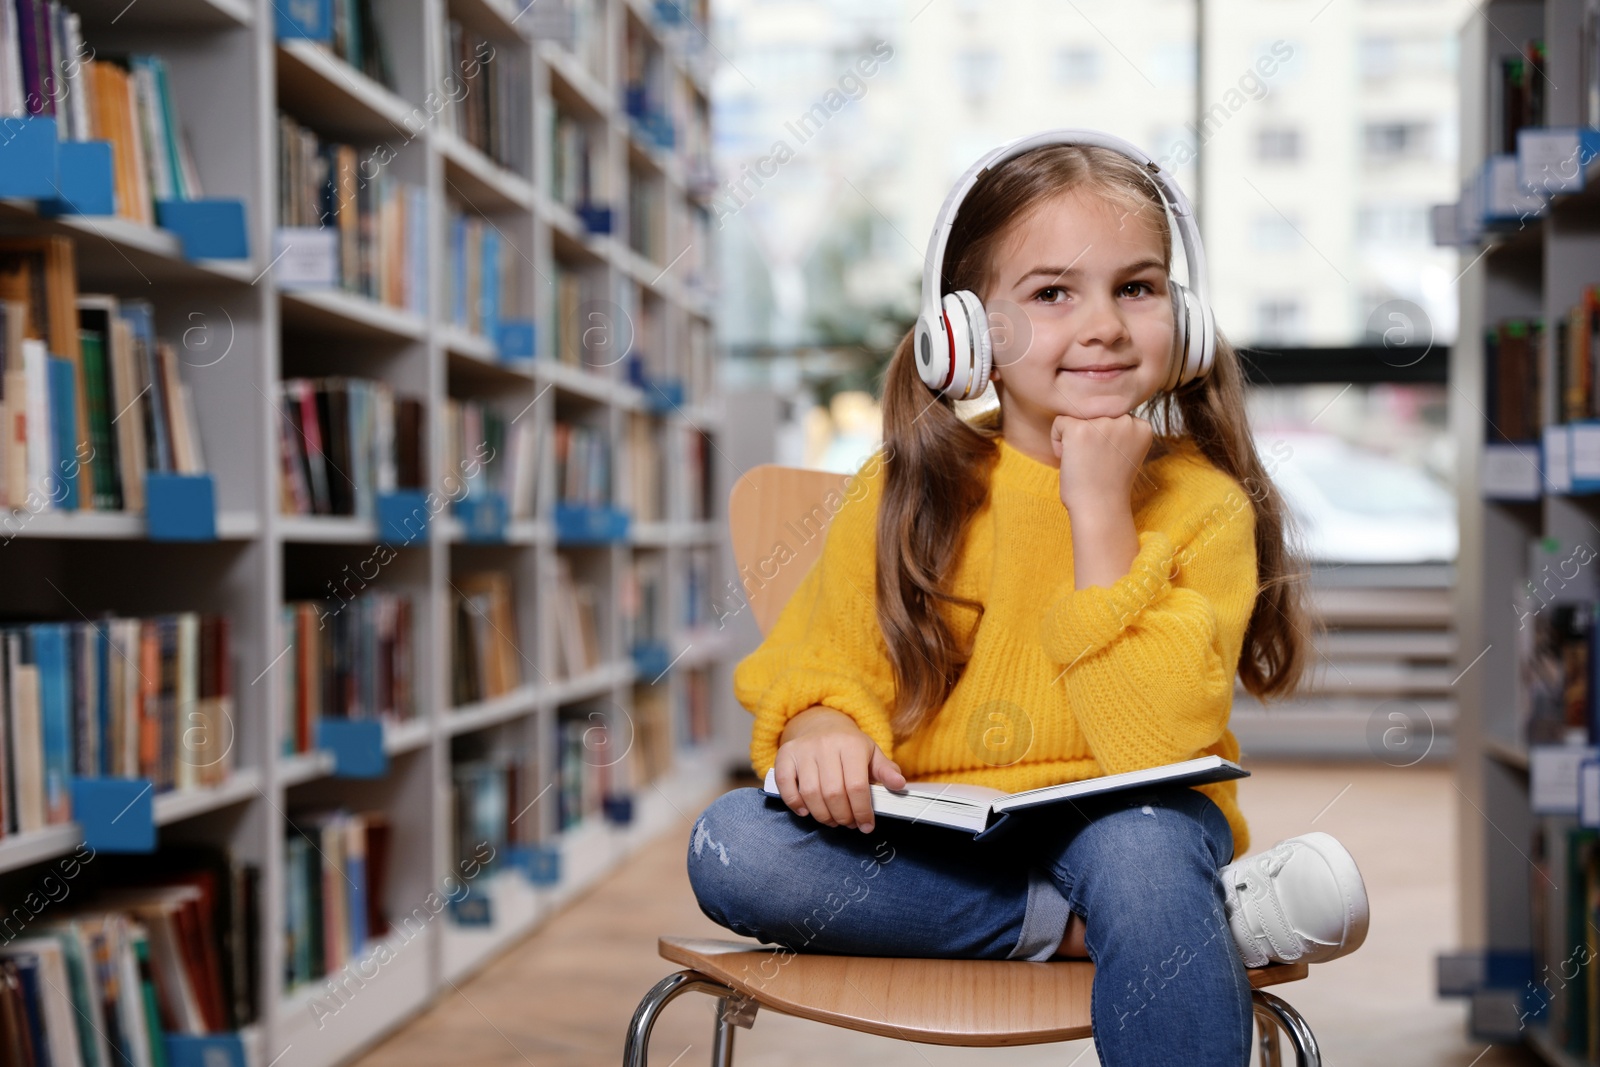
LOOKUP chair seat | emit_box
[660,936,1309,1047]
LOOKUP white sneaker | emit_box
[1218,831,1370,968]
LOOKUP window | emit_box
[956,48,1001,103]
[1363,121,1434,163]
[1147,41,1196,87]
[1053,46,1102,87]
[1256,125,1302,162]
[1255,298,1305,344]
[1252,212,1302,251]
[1359,36,1453,82]
[1356,202,1431,246]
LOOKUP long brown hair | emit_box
[876,143,1311,742]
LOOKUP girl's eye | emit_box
[1120,281,1155,297]
[1033,286,1066,303]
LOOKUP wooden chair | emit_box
[622,465,1325,1066]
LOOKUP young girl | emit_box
[687,136,1369,1066]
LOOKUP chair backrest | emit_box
[727,465,852,637]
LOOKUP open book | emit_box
[760,754,1248,839]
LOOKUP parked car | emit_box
[1253,432,1457,563]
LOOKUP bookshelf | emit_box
[1443,0,1600,1061]
[0,0,734,1064]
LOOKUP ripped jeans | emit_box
[686,783,1251,1067]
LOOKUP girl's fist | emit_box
[1051,413,1153,511]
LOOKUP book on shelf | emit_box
[442,395,535,519]
[1517,537,1600,747]
[0,842,260,1067]
[548,261,598,368]
[452,570,521,705]
[1485,317,1543,444]
[0,237,92,510]
[547,108,602,211]
[0,0,210,222]
[625,414,663,521]
[685,426,712,521]
[278,591,415,756]
[275,113,427,312]
[627,172,663,262]
[684,544,712,629]
[683,666,711,745]
[0,612,231,836]
[552,556,600,680]
[446,211,529,346]
[450,749,536,878]
[314,0,394,90]
[554,708,622,830]
[761,754,1250,837]
[441,20,530,175]
[276,376,425,518]
[631,683,672,787]
[283,809,391,990]
[1490,38,1546,156]
[622,554,665,653]
[553,419,609,508]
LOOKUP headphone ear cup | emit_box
[1193,296,1216,382]
[947,292,985,399]
[1168,281,1191,391]
[914,310,951,393]
[943,290,988,400]
[1169,281,1215,388]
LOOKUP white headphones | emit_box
[914,128,1216,400]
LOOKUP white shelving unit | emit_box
[0,0,735,1065]
[1448,0,1600,1061]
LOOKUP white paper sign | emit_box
[1482,442,1541,499]
[1544,425,1573,493]
[1531,744,1599,814]
[272,227,338,288]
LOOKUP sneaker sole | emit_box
[1289,830,1370,963]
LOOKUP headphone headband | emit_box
[919,128,1210,322]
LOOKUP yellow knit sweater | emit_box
[734,433,1258,861]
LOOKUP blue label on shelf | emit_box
[603,794,634,825]
[145,473,218,541]
[631,640,672,680]
[166,1034,248,1067]
[449,894,493,926]
[316,718,387,778]
[377,489,431,545]
[456,492,508,542]
[157,199,251,260]
[554,504,630,544]
[71,777,156,852]
[0,116,59,198]
[276,0,333,39]
[577,203,612,234]
[38,140,115,216]
[496,319,536,360]
[521,843,561,885]
[645,379,685,412]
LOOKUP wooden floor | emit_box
[349,761,1542,1067]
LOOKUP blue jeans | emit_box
[687,784,1252,1067]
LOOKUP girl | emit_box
[687,137,1369,1066]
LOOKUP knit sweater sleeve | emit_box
[1038,475,1258,773]
[733,463,897,778]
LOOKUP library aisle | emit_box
[339,761,1531,1067]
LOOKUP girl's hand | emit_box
[773,707,906,832]
[1051,412,1153,513]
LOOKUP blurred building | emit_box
[710,0,1474,356]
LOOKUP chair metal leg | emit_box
[709,993,758,1067]
[1255,1001,1281,1067]
[1251,990,1321,1067]
[623,970,753,1067]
